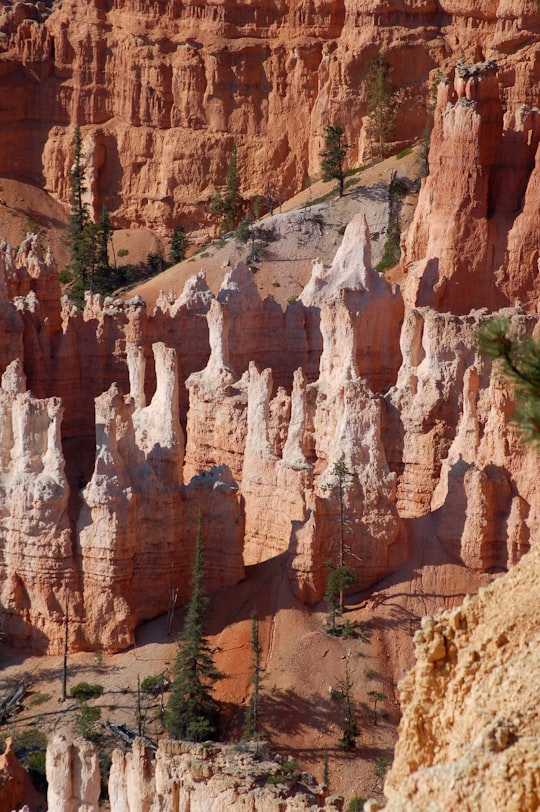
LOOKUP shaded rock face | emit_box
[2,1,540,233]
[382,541,540,812]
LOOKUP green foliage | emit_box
[235,218,252,244]
[67,131,115,306]
[366,54,396,159]
[169,226,188,264]
[211,141,243,232]
[117,248,129,258]
[30,691,51,706]
[70,681,104,702]
[243,610,265,745]
[375,173,408,273]
[363,666,376,679]
[13,728,48,793]
[325,564,358,634]
[141,674,167,695]
[396,146,412,159]
[367,689,387,724]
[165,512,221,742]
[74,703,101,740]
[347,798,367,812]
[147,252,164,276]
[479,317,540,445]
[320,124,350,198]
[333,660,359,752]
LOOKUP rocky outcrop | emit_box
[0,738,28,812]
[402,59,540,315]
[44,736,340,811]
[46,735,101,812]
[382,541,540,812]
[2,186,540,650]
[2,1,540,235]
[0,358,77,650]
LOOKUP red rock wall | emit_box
[2,1,540,234]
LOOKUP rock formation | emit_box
[1,166,539,649]
[382,541,540,812]
[46,736,343,811]
[0,738,30,812]
[402,58,540,315]
[46,735,101,812]
[2,1,540,235]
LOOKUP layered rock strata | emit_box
[2,1,540,234]
[1,178,540,650]
[402,59,540,315]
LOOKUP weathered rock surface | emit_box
[2,1,540,236]
[109,739,342,811]
[46,735,101,812]
[0,737,28,812]
[402,59,540,315]
[382,541,540,812]
[1,179,539,650]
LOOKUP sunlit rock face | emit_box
[2,0,540,235]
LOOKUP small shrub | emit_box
[30,692,51,706]
[347,797,367,811]
[117,248,129,258]
[272,281,280,288]
[200,251,210,258]
[70,681,104,702]
[74,704,101,741]
[267,774,285,785]
[287,295,298,305]
[337,224,346,235]
[59,268,72,284]
[13,729,48,794]
[140,674,168,696]
[363,667,376,679]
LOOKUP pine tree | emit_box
[169,226,188,265]
[67,127,91,305]
[365,55,396,159]
[165,513,221,742]
[211,141,243,232]
[333,659,358,751]
[67,129,113,305]
[320,125,350,198]
[479,316,540,444]
[243,610,264,749]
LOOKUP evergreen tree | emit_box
[365,55,396,159]
[67,129,113,304]
[243,610,264,749]
[325,562,357,635]
[169,226,188,265]
[333,659,358,751]
[320,125,350,198]
[211,141,243,232]
[479,316,540,444]
[165,513,221,742]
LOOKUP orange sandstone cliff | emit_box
[1,0,540,236]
